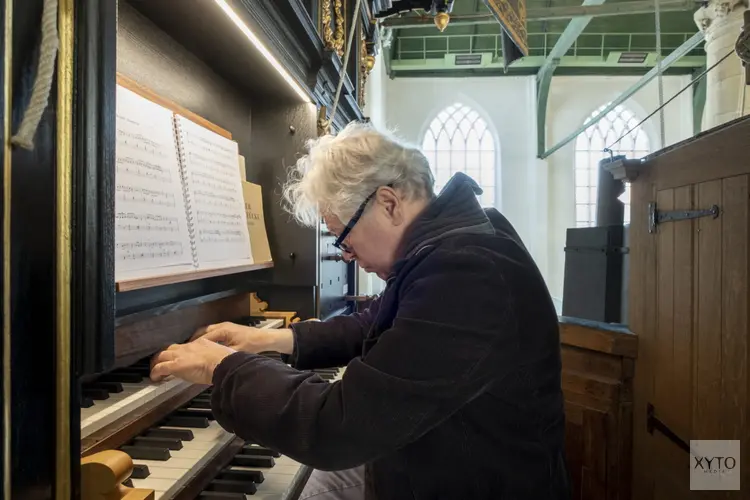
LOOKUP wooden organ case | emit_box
[611,116,750,499]
[1,0,380,498]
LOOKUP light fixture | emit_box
[213,0,311,103]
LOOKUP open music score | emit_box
[115,83,261,289]
[174,114,253,266]
[115,86,195,279]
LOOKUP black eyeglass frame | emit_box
[333,185,391,253]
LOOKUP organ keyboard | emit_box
[81,317,284,440]
[81,306,345,500]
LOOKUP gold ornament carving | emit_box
[321,0,335,51]
[333,0,346,57]
[358,36,368,108]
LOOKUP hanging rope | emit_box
[604,49,735,151]
[329,0,363,129]
[11,0,59,150]
[654,0,665,147]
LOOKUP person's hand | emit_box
[150,338,236,384]
[191,322,294,355]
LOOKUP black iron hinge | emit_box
[647,403,690,454]
[648,203,720,233]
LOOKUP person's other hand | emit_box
[150,338,235,384]
[191,322,294,355]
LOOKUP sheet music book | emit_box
[242,181,272,264]
[115,85,253,282]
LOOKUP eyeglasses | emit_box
[333,186,384,254]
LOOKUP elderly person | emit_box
[151,122,570,499]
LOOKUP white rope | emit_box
[329,0,363,128]
[11,0,59,150]
[654,0,665,147]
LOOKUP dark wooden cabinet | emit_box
[559,316,637,500]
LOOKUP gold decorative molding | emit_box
[2,1,12,498]
[320,0,335,51]
[358,34,368,108]
[333,0,346,57]
[57,0,74,498]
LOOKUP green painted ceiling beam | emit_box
[538,31,705,159]
[389,54,706,71]
[536,0,608,157]
[381,0,696,28]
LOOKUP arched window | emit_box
[574,103,651,227]
[421,103,497,207]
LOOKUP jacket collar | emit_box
[393,173,495,271]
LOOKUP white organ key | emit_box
[256,318,284,329]
[81,377,190,438]
[130,421,236,497]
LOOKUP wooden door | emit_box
[628,118,750,499]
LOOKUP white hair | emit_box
[282,121,435,226]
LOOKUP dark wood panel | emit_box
[9,1,59,497]
[114,294,250,369]
[694,179,723,440]
[644,116,750,191]
[671,185,694,441]
[629,170,657,500]
[654,188,675,431]
[630,116,749,499]
[561,345,628,381]
[117,2,254,161]
[72,0,117,378]
[560,321,635,500]
[559,316,637,358]
[248,102,320,289]
[720,175,749,492]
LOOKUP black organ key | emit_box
[82,388,110,400]
[174,408,214,420]
[122,479,134,488]
[80,397,94,408]
[120,445,171,461]
[92,382,124,393]
[178,407,214,417]
[164,416,210,428]
[133,436,183,450]
[97,372,143,384]
[241,444,280,457]
[190,399,212,409]
[121,365,152,376]
[207,479,258,495]
[131,464,150,479]
[198,492,246,500]
[232,454,275,468]
[218,468,264,484]
[145,428,194,441]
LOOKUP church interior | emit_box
[1,0,749,498]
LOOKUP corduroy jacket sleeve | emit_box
[210,248,518,471]
[283,298,381,370]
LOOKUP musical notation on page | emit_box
[115,86,195,279]
[175,115,253,266]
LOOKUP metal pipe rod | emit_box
[538,31,705,159]
[381,0,696,28]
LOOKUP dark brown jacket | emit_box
[211,173,570,499]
